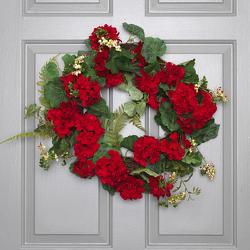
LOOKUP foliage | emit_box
[141,37,166,63]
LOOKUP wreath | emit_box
[2,23,228,207]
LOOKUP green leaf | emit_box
[85,38,92,49]
[166,160,191,177]
[178,59,199,84]
[154,111,170,133]
[50,137,71,155]
[92,142,118,164]
[202,123,220,142]
[159,82,176,92]
[78,50,95,67]
[131,167,159,178]
[62,54,76,67]
[120,135,139,151]
[105,47,122,74]
[102,183,116,196]
[185,166,194,175]
[159,101,180,132]
[192,122,220,145]
[105,60,120,74]
[82,66,96,78]
[192,118,215,137]
[96,76,106,87]
[24,104,39,119]
[44,62,59,78]
[124,101,136,116]
[200,76,208,89]
[146,154,169,174]
[182,151,203,167]
[143,61,161,76]
[121,48,133,59]
[122,22,145,41]
[116,74,143,101]
[141,37,166,63]
[44,77,70,108]
[129,86,143,101]
[129,114,146,132]
[135,101,146,116]
[116,56,141,76]
[86,97,109,117]
[115,81,131,92]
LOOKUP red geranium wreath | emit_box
[1,23,228,207]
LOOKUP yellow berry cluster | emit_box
[98,37,121,51]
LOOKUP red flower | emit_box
[89,24,121,51]
[175,90,217,133]
[95,150,129,188]
[61,74,102,108]
[160,133,185,161]
[61,73,77,98]
[149,175,173,200]
[135,69,161,96]
[105,71,123,88]
[168,82,198,115]
[147,95,160,111]
[182,134,191,149]
[131,41,148,68]
[72,160,96,179]
[116,176,145,200]
[75,113,104,137]
[74,142,100,162]
[169,132,179,141]
[77,77,102,108]
[46,100,80,138]
[73,113,104,162]
[94,47,110,77]
[157,62,185,88]
[133,135,161,167]
[168,82,217,133]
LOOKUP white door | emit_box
[0,0,248,249]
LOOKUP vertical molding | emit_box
[145,0,236,16]
[23,0,113,16]
[145,41,236,249]
[21,41,112,248]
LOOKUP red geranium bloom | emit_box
[149,175,173,200]
[157,62,185,89]
[160,133,185,161]
[133,135,161,167]
[95,150,130,188]
[74,142,100,163]
[46,100,80,138]
[147,95,160,111]
[89,24,121,51]
[72,160,96,179]
[116,176,145,200]
[61,74,102,108]
[73,113,104,162]
[175,90,217,133]
[77,77,102,108]
[182,134,191,149]
[61,73,77,97]
[75,113,104,136]
[135,69,161,96]
[94,47,110,77]
[105,71,123,88]
[168,82,198,115]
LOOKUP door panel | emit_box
[0,0,246,249]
